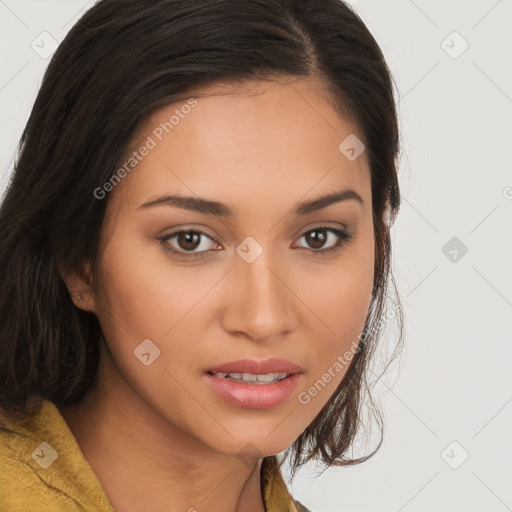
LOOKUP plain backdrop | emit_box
[1,1,511,511]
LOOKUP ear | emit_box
[59,261,97,313]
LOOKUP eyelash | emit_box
[158,227,353,259]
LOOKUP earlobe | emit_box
[59,261,97,313]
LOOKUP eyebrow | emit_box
[137,188,363,217]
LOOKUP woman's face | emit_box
[81,77,375,458]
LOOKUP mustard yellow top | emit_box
[0,399,310,512]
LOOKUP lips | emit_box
[205,371,302,409]
[207,358,303,376]
[205,358,304,408]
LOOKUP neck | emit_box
[58,344,266,512]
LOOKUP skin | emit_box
[59,76,378,512]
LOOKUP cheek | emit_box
[329,261,373,339]
[297,235,374,406]
[91,240,214,410]
[307,231,374,340]
[95,220,374,358]
[95,237,212,343]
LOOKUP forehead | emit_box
[111,77,371,213]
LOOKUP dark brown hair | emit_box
[0,0,403,476]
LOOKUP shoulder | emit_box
[0,427,83,512]
[0,400,115,512]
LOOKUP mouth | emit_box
[207,357,303,376]
[204,358,303,409]
[206,371,290,385]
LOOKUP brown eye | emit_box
[304,230,328,249]
[176,231,201,251]
[159,226,352,261]
[160,230,219,257]
[295,227,353,254]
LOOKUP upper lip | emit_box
[208,358,303,375]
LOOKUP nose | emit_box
[220,248,297,343]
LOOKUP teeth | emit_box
[213,372,288,384]
[254,373,285,383]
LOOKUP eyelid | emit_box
[293,227,352,251]
[159,229,219,258]
[159,225,353,259]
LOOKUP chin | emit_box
[212,429,298,460]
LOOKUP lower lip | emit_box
[205,372,301,409]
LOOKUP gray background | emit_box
[1,1,511,511]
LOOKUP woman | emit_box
[0,1,403,510]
